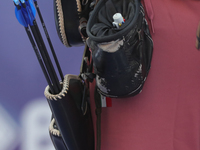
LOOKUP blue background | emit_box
[0,1,84,149]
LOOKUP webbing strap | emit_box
[94,87,102,150]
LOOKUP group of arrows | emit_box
[13,0,63,94]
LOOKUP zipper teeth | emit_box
[55,0,69,47]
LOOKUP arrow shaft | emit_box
[30,21,61,93]
[34,0,64,81]
[13,0,63,94]
[25,26,55,93]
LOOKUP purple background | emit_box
[0,1,83,150]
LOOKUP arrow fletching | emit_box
[14,0,36,27]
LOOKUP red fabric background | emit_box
[90,0,200,149]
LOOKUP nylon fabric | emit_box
[90,0,135,37]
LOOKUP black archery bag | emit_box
[86,0,153,97]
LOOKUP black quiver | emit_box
[45,73,94,150]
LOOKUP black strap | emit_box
[80,44,101,150]
[196,22,200,50]
[94,87,102,150]
[196,36,200,49]
[197,36,200,43]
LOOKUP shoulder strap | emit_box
[94,87,102,150]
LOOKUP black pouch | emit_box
[54,0,92,47]
[87,0,153,97]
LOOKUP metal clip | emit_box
[137,29,142,40]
